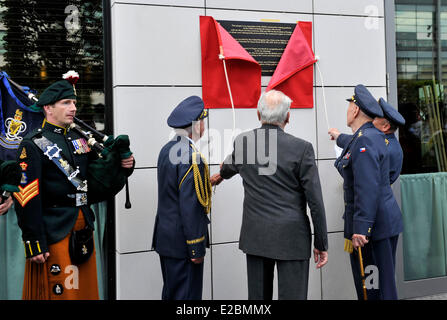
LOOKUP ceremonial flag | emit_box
[266,22,316,108]
[0,72,43,160]
[200,16,261,109]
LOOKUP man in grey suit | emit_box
[211,90,328,300]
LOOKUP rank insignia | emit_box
[19,147,27,159]
[82,244,88,255]
[71,138,91,154]
[53,284,64,295]
[385,139,389,146]
[50,264,61,275]
[19,162,28,171]
[13,179,39,207]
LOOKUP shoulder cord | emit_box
[191,144,211,214]
[178,144,212,214]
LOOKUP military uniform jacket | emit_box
[334,122,403,241]
[337,132,403,184]
[385,133,403,184]
[14,120,97,258]
[220,124,328,260]
[152,135,210,259]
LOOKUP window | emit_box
[0,0,105,132]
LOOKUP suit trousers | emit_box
[246,254,310,300]
[159,255,204,300]
[349,235,399,300]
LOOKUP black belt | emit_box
[44,193,88,208]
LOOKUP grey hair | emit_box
[174,126,192,137]
[257,90,292,124]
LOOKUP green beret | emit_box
[29,80,76,112]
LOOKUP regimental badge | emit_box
[20,173,28,184]
[19,147,27,159]
[53,284,63,296]
[44,143,62,160]
[71,138,91,154]
[50,264,61,275]
[59,159,70,171]
[19,162,28,171]
[82,244,88,255]
[385,138,389,146]
[75,192,88,206]
[5,109,27,142]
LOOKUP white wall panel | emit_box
[314,0,384,16]
[321,232,357,300]
[285,90,317,150]
[315,86,387,159]
[116,168,157,253]
[116,251,162,299]
[114,86,202,168]
[112,4,204,86]
[206,108,260,165]
[206,0,313,13]
[212,242,247,300]
[314,15,386,87]
[318,160,344,233]
[209,165,244,244]
[116,249,212,300]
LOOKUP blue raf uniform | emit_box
[336,97,405,185]
[378,98,405,184]
[152,96,211,300]
[334,85,403,300]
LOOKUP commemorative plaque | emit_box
[218,20,296,76]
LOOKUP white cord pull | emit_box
[315,56,330,130]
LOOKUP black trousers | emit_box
[159,255,204,300]
[246,254,310,300]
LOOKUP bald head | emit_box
[257,90,292,125]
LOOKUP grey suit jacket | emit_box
[220,124,328,260]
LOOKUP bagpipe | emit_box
[7,76,134,208]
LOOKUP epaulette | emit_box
[23,127,43,140]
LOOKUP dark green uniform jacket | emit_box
[14,120,100,258]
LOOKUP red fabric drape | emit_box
[266,22,316,109]
[200,16,261,109]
